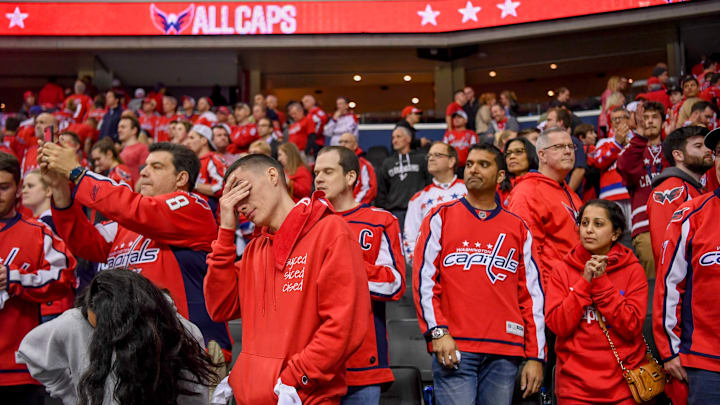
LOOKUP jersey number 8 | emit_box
[166,195,190,211]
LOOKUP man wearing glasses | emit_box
[404,142,466,262]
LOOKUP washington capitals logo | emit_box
[670,207,690,223]
[562,202,578,221]
[150,3,194,35]
[653,186,684,205]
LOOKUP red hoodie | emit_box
[204,193,370,405]
[507,171,582,287]
[546,243,648,404]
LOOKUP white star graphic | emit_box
[458,1,481,23]
[475,242,481,248]
[496,0,520,19]
[486,244,493,249]
[6,7,28,29]
[417,4,440,26]
[462,240,469,247]
[643,158,650,165]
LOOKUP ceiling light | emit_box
[403,75,412,82]
[348,101,357,109]
[489,70,497,77]
[547,90,555,97]
[628,78,634,84]
[411,97,419,104]
[353,74,362,82]
[550,63,558,70]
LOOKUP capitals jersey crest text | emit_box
[442,233,518,284]
[150,3,195,35]
[98,235,160,271]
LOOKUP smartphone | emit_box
[44,126,53,143]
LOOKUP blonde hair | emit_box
[25,169,49,188]
[604,91,625,111]
[278,142,307,175]
[494,130,516,150]
[248,140,271,156]
[606,76,623,93]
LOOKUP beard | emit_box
[685,156,714,175]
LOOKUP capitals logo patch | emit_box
[653,186,684,205]
[150,3,195,35]
[670,207,690,223]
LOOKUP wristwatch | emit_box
[69,166,85,184]
[431,328,449,339]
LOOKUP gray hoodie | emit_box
[15,308,210,405]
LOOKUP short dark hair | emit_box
[548,107,572,129]
[431,141,458,169]
[4,116,20,132]
[573,123,595,139]
[91,137,122,164]
[577,199,627,240]
[504,137,538,172]
[120,116,141,136]
[518,128,540,138]
[225,153,287,189]
[643,101,666,121]
[317,146,360,187]
[663,126,710,166]
[707,72,720,86]
[467,143,506,172]
[691,100,712,114]
[0,152,21,185]
[59,130,81,147]
[681,75,698,88]
[454,89,465,98]
[148,143,200,192]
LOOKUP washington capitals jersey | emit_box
[339,204,405,386]
[0,214,76,386]
[588,136,630,201]
[404,177,466,260]
[197,152,227,199]
[654,188,720,372]
[354,156,377,205]
[51,170,232,359]
[413,198,546,361]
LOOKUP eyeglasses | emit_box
[543,143,577,152]
[426,153,451,160]
[505,148,526,157]
[611,116,629,122]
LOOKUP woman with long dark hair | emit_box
[17,269,218,405]
[277,141,313,201]
[545,200,649,404]
[498,137,538,207]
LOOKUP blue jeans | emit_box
[341,384,381,405]
[432,351,518,405]
[687,367,720,405]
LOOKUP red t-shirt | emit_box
[288,116,316,151]
[119,142,149,182]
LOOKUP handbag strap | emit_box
[593,307,629,375]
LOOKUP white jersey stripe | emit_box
[523,230,546,360]
[418,212,444,331]
[8,233,67,288]
[663,219,691,356]
[368,230,403,297]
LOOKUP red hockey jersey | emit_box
[308,106,328,139]
[339,204,406,386]
[0,214,76,386]
[107,164,134,189]
[654,189,720,372]
[647,168,704,263]
[413,198,546,361]
[197,152,227,199]
[156,113,182,143]
[546,243,648,404]
[51,170,232,359]
[354,154,377,205]
[617,135,668,238]
[442,129,478,167]
[204,194,370,405]
[138,111,160,140]
[588,136,630,201]
[63,94,93,123]
[228,122,258,154]
[507,171,582,288]
[288,115,316,152]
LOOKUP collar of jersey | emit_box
[459,196,501,221]
[0,212,22,232]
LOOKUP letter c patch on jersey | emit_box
[359,229,373,250]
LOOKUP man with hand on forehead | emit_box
[314,146,405,404]
[204,154,370,405]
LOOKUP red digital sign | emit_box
[1,1,685,36]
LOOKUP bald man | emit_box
[338,132,377,204]
[23,112,57,175]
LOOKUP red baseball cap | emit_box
[217,106,230,115]
[23,91,34,99]
[401,106,422,118]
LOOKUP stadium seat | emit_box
[387,319,433,382]
[229,319,242,368]
[366,145,390,170]
[387,287,417,321]
[380,366,424,405]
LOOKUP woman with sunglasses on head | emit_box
[498,137,538,207]
[17,269,218,405]
[545,200,649,404]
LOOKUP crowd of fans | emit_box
[1,53,720,405]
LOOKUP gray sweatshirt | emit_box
[15,308,210,405]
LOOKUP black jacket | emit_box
[376,152,430,211]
